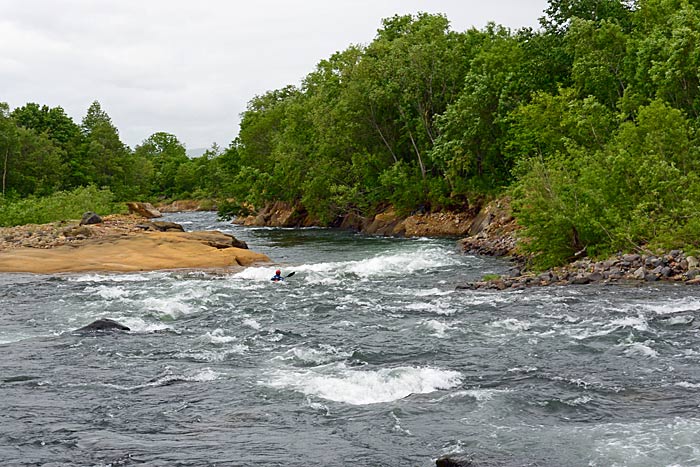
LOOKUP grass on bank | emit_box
[0,186,126,227]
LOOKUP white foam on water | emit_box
[305,396,330,416]
[179,368,222,382]
[461,389,500,402]
[232,266,286,282]
[274,344,352,365]
[567,395,593,406]
[550,375,625,392]
[391,411,412,435]
[169,283,220,304]
[507,366,538,374]
[118,317,171,333]
[84,285,130,300]
[610,315,650,332]
[490,318,531,332]
[440,440,470,457]
[177,347,247,362]
[405,302,437,312]
[563,315,651,341]
[666,315,695,326]
[68,272,160,283]
[103,367,223,391]
[290,246,460,284]
[563,323,616,340]
[434,388,512,402]
[335,320,356,327]
[676,381,700,389]
[404,298,457,315]
[141,297,198,319]
[618,336,659,358]
[336,294,377,308]
[456,292,522,307]
[0,332,40,345]
[630,297,700,315]
[412,288,455,297]
[242,318,262,330]
[420,319,456,338]
[204,328,237,344]
[590,417,700,466]
[262,363,462,405]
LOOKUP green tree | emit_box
[431,24,526,194]
[9,128,65,196]
[11,102,83,189]
[631,0,700,117]
[540,0,635,33]
[133,132,188,197]
[80,101,133,198]
[566,18,630,107]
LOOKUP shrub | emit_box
[0,186,124,227]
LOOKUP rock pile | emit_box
[459,198,519,257]
[459,250,700,290]
[0,215,144,250]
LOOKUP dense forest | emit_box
[2,0,700,267]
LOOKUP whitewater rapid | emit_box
[1,211,699,466]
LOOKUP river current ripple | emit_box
[1,212,699,466]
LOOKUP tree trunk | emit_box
[2,147,8,195]
[407,128,426,180]
[369,103,398,163]
[398,106,427,180]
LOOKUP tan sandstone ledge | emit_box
[0,215,270,274]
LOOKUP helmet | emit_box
[276,269,281,275]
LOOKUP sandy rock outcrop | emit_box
[0,215,268,274]
[0,230,269,273]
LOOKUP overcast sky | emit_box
[0,1,549,152]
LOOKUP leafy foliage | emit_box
[0,186,123,227]
[4,2,700,269]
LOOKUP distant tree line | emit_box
[2,0,700,267]
[0,100,226,201]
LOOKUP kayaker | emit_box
[271,269,284,282]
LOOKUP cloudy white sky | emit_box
[0,1,549,152]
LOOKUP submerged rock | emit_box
[75,318,131,333]
[436,454,473,467]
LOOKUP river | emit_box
[1,211,699,466]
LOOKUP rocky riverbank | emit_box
[459,249,700,290]
[233,201,483,237]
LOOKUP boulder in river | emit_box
[436,454,473,467]
[75,318,131,333]
[80,212,103,225]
